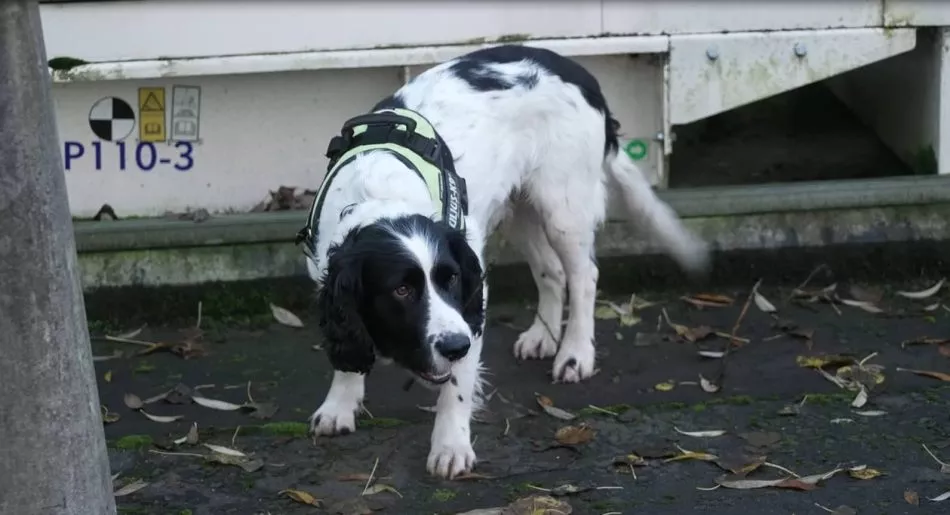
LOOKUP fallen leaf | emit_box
[654,381,675,392]
[104,370,113,383]
[848,284,883,303]
[851,386,868,408]
[535,394,576,421]
[279,488,321,506]
[854,410,887,417]
[838,297,884,313]
[192,395,245,411]
[896,278,945,299]
[140,411,184,423]
[101,407,120,424]
[619,313,641,327]
[613,453,647,468]
[674,427,726,438]
[174,423,199,445]
[682,294,734,308]
[896,367,950,382]
[270,303,304,328]
[326,497,378,515]
[699,374,720,393]
[247,402,279,419]
[362,483,402,497]
[905,489,920,505]
[554,423,595,445]
[503,495,573,515]
[848,467,883,480]
[753,290,777,313]
[714,476,814,491]
[739,432,782,448]
[900,337,950,349]
[113,479,148,497]
[930,489,950,502]
[203,443,246,457]
[665,445,717,463]
[713,451,767,476]
[594,305,619,320]
[206,452,264,473]
[796,354,853,369]
[123,393,144,410]
[112,325,147,340]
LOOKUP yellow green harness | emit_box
[296,108,469,258]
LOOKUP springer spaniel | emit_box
[297,45,709,479]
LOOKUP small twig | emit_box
[246,381,255,404]
[713,279,761,387]
[148,449,205,458]
[231,426,241,448]
[103,335,160,347]
[195,301,203,329]
[629,463,637,480]
[503,418,510,437]
[922,444,948,467]
[814,502,836,514]
[858,352,878,367]
[788,264,827,302]
[585,404,620,416]
[362,457,380,495]
[762,461,800,478]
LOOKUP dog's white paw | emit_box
[513,322,558,360]
[552,340,596,383]
[309,401,358,437]
[427,439,476,479]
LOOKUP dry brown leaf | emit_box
[896,278,945,299]
[100,406,120,424]
[665,445,717,463]
[535,394,576,421]
[682,293,734,308]
[279,488,321,506]
[270,303,305,328]
[554,423,595,445]
[206,452,264,472]
[905,489,920,505]
[848,467,883,480]
[714,476,815,491]
[896,367,950,382]
[113,479,148,497]
[503,495,573,515]
[796,354,853,369]
[838,297,885,313]
[613,453,648,468]
[713,451,767,476]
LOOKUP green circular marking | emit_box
[625,140,648,161]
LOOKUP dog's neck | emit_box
[309,150,436,279]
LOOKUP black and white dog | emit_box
[299,45,709,479]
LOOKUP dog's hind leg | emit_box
[506,200,565,360]
[530,158,607,383]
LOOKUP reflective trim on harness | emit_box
[295,108,468,258]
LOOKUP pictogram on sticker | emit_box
[138,87,166,142]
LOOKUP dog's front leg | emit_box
[427,339,482,478]
[309,370,365,436]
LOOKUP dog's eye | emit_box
[394,285,412,298]
[447,273,460,287]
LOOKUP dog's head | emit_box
[316,214,484,384]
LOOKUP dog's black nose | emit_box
[435,333,471,362]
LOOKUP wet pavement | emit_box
[96,274,950,514]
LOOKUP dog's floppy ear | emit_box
[317,239,376,374]
[447,230,485,336]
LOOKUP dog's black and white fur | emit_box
[305,45,709,479]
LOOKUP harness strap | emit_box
[295,108,468,259]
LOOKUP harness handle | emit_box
[341,113,417,137]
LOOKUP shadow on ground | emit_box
[95,266,950,514]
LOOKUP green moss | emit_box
[358,417,407,428]
[133,362,156,374]
[178,511,193,515]
[496,33,531,43]
[48,56,89,71]
[114,434,154,450]
[261,422,309,438]
[431,488,456,502]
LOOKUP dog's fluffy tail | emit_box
[604,149,710,276]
